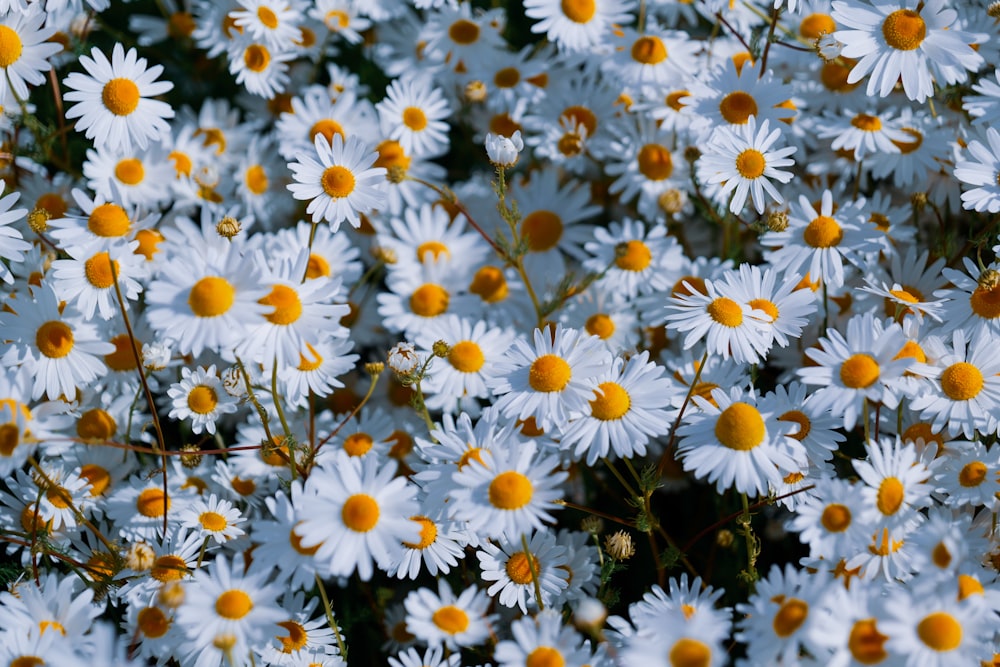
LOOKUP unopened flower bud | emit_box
[365,361,385,376]
[573,597,608,634]
[180,444,203,469]
[684,145,701,163]
[216,216,241,239]
[432,340,450,358]
[387,342,421,375]
[465,80,487,103]
[658,189,686,215]
[978,268,1000,291]
[716,528,735,548]
[371,245,398,264]
[604,530,636,561]
[126,542,156,571]
[581,516,603,535]
[910,192,928,210]
[816,34,843,60]
[766,210,789,232]
[221,366,247,398]
[988,1,1000,18]
[142,342,171,371]
[387,165,407,183]
[158,581,185,608]
[485,130,523,167]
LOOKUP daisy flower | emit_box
[177,492,246,545]
[760,190,882,290]
[287,134,387,231]
[489,324,609,432]
[279,337,358,409]
[477,530,569,613]
[81,144,175,209]
[389,646,459,667]
[832,0,983,102]
[494,609,593,667]
[675,387,803,497]
[448,440,567,540]
[175,553,285,667]
[415,315,516,414]
[386,510,468,581]
[954,126,1000,214]
[250,487,324,593]
[296,451,421,581]
[936,259,1000,339]
[403,580,494,651]
[523,0,636,53]
[49,241,144,320]
[0,6,62,102]
[662,274,774,365]
[604,24,699,89]
[696,116,797,214]
[227,37,296,98]
[0,284,114,401]
[376,74,451,157]
[931,440,1000,508]
[686,60,796,130]
[144,249,269,358]
[786,477,869,561]
[167,365,240,435]
[558,351,675,465]
[908,330,1000,439]
[583,219,685,300]
[0,181,29,284]
[797,312,912,431]
[231,0,304,50]
[854,436,935,533]
[62,43,175,153]
[880,588,991,666]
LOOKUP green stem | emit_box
[521,533,545,611]
[315,573,348,659]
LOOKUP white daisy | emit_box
[478,530,569,614]
[0,6,62,101]
[403,580,494,651]
[62,42,175,153]
[49,241,144,321]
[696,116,797,214]
[287,134,387,231]
[0,181,29,284]
[376,73,452,157]
[177,492,246,544]
[523,0,636,53]
[167,365,240,435]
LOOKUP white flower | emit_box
[485,131,524,167]
[388,341,422,375]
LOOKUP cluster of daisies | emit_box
[3,0,1000,665]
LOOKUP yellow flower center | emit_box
[215,590,253,620]
[957,574,984,600]
[469,266,508,303]
[882,9,926,51]
[257,6,278,28]
[77,464,110,499]
[526,646,565,667]
[115,158,144,185]
[457,447,486,470]
[290,522,321,555]
[666,90,690,112]
[773,598,808,637]
[138,607,170,638]
[343,432,373,457]
[892,127,923,154]
[916,612,962,652]
[719,91,758,125]
[245,165,268,195]
[402,106,427,131]
[102,78,140,116]
[276,620,307,653]
[668,638,710,667]
[970,282,1000,319]
[35,192,68,219]
[529,354,572,392]
[0,25,23,68]
[821,503,851,532]
[520,210,564,252]
[749,298,779,320]
[940,362,984,401]
[876,477,904,516]
[931,541,952,568]
[803,215,843,248]
[448,340,485,373]
[735,149,766,179]
[409,283,450,317]
[104,333,139,372]
[714,402,765,451]
[506,550,540,585]
[310,119,345,146]
[615,240,652,271]
[848,618,889,664]
[590,381,631,421]
[799,13,836,39]
[320,165,355,198]
[374,139,411,172]
[306,253,330,279]
[448,19,479,44]
[151,554,187,581]
[403,515,437,550]
[561,105,598,136]
[851,113,882,132]
[88,203,131,237]
[137,488,170,517]
[10,659,45,667]
[187,385,218,415]
[637,144,673,181]
[707,296,743,327]
[35,321,74,359]
[77,408,116,441]
[561,0,596,22]
[168,11,196,38]
[958,461,987,487]
[631,35,668,65]
[134,228,164,260]
[778,410,811,441]
[585,313,615,339]
[417,240,449,261]
[84,252,119,289]
[199,511,227,532]
[432,606,469,634]
[297,343,324,371]
[839,353,880,389]
[243,44,270,72]
[188,276,236,317]
[495,67,520,88]
[488,470,533,510]
[259,284,303,326]
[341,493,379,532]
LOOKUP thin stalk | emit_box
[315,573,349,659]
[521,533,545,612]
